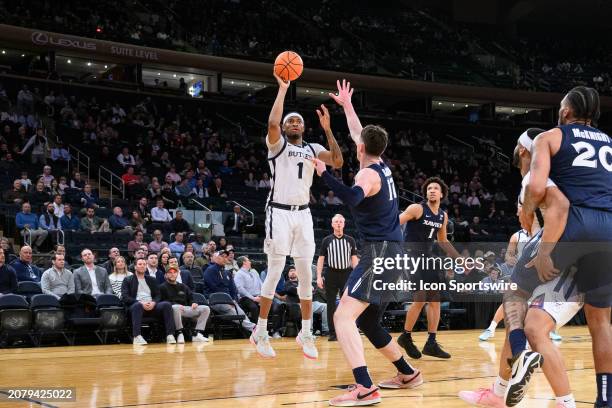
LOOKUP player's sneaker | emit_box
[192,333,209,342]
[176,333,185,344]
[479,329,495,341]
[549,331,563,341]
[166,334,177,344]
[397,332,422,359]
[297,330,318,359]
[133,335,147,345]
[422,341,451,359]
[505,350,543,406]
[458,387,507,407]
[328,384,381,406]
[250,330,276,358]
[378,371,423,389]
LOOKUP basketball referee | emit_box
[316,214,358,341]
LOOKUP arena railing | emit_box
[226,200,255,227]
[67,144,91,182]
[98,166,125,207]
[188,199,213,228]
[398,188,424,204]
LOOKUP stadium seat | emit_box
[0,294,33,346]
[192,293,208,306]
[95,294,127,344]
[17,281,43,302]
[30,294,71,346]
[208,292,245,340]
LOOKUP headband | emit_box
[282,112,304,126]
[518,130,533,153]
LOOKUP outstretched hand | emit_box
[310,157,327,177]
[317,104,331,132]
[329,79,354,108]
[525,252,560,282]
[273,71,290,90]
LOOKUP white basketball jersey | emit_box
[266,135,326,205]
[515,228,531,259]
[519,171,557,234]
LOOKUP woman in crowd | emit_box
[108,256,131,298]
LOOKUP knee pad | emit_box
[261,254,286,298]
[294,257,313,300]
[357,305,392,349]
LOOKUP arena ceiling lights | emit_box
[432,99,479,111]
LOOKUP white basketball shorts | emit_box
[264,206,315,258]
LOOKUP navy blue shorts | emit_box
[511,206,612,307]
[345,241,407,305]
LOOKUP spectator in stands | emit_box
[258,173,271,189]
[53,245,73,266]
[100,247,120,275]
[234,256,261,321]
[169,232,186,258]
[151,198,172,230]
[19,172,32,192]
[16,202,48,251]
[134,196,151,223]
[180,251,201,279]
[191,178,208,198]
[224,205,245,237]
[284,267,328,334]
[175,179,192,199]
[122,166,143,199]
[39,165,55,188]
[190,233,205,257]
[0,238,15,259]
[3,179,26,204]
[166,166,181,184]
[39,202,62,243]
[148,229,168,254]
[480,265,504,291]
[41,253,74,299]
[19,128,48,165]
[164,255,195,290]
[160,265,210,343]
[70,172,85,190]
[467,191,481,208]
[169,210,191,234]
[28,181,51,210]
[11,246,42,282]
[59,203,80,231]
[117,147,136,168]
[323,191,342,206]
[208,177,227,198]
[217,237,228,251]
[121,258,176,345]
[58,177,69,193]
[52,194,65,218]
[79,184,99,209]
[50,141,70,164]
[203,250,255,332]
[144,253,161,280]
[244,172,258,189]
[127,231,146,255]
[81,207,110,233]
[469,216,489,239]
[225,247,239,274]
[73,249,113,296]
[108,206,132,234]
[129,210,147,232]
[0,248,18,294]
[108,256,131,297]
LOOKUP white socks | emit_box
[301,319,312,334]
[488,320,498,332]
[493,376,508,397]
[556,394,576,408]
[256,318,268,336]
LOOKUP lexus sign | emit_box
[31,31,96,51]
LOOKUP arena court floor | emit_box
[0,326,597,407]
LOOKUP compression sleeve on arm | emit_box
[321,170,365,207]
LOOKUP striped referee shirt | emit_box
[319,234,357,270]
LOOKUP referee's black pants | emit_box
[325,268,351,335]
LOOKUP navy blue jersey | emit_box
[550,124,612,210]
[351,162,403,242]
[404,201,446,243]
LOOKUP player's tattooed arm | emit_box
[502,289,530,331]
[268,72,291,145]
[329,79,363,145]
[316,104,344,169]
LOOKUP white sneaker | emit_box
[272,331,282,339]
[176,333,185,344]
[167,334,177,344]
[296,330,318,360]
[479,329,495,341]
[549,331,563,341]
[133,335,147,345]
[192,333,209,342]
[250,330,276,358]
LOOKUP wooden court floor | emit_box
[0,326,599,407]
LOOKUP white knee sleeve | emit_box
[294,257,313,300]
[261,254,286,298]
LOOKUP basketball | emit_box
[274,50,303,81]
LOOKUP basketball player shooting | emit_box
[311,79,422,406]
[249,71,343,359]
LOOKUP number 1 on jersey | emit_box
[428,227,435,239]
[297,162,304,179]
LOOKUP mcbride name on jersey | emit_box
[266,134,326,206]
[551,123,612,210]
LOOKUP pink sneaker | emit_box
[458,387,507,407]
[328,384,381,406]
[378,371,423,389]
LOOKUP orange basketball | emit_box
[274,51,303,81]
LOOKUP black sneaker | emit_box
[397,332,421,359]
[328,333,337,342]
[422,341,451,359]
[505,350,543,407]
